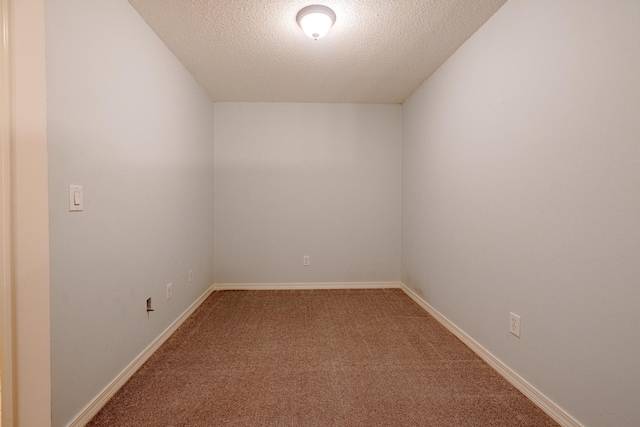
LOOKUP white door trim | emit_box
[0,0,15,423]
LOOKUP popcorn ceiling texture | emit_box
[127,0,507,103]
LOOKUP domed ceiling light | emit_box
[296,5,336,40]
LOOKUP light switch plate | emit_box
[69,185,83,211]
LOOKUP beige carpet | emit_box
[88,289,558,426]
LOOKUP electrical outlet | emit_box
[303,255,310,266]
[166,283,173,301]
[509,312,521,337]
[189,270,193,284]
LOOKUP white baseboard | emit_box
[399,283,582,427]
[213,281,402,291]
[68,284,217,427]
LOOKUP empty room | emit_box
[4,0,639,426]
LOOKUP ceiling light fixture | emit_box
[296,5,336,40]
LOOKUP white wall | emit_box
[402,0,640,426]
[214,103,401,284]
[45,0,215,425]
[10,0,51,425]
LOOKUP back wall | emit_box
[214,102,401,284]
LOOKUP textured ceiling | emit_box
[128,0,507,104]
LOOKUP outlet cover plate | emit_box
[509,312,521,337]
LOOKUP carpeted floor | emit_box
[88,289,558,426]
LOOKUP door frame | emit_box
[0,0,15,423]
